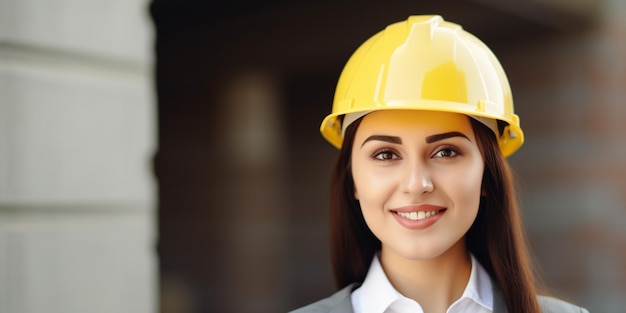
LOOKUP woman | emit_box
[291,16,589,313]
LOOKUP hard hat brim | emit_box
[320,99,523,157]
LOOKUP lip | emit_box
[390,204,446,230]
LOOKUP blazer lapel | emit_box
[326,283,359,313]
[492,284,508,313]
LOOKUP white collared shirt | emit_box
[351,254,493,313]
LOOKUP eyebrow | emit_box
[361,131,470,148]
[425,132,470,143]
[361,135,402,147]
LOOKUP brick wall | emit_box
[502,11,626,311]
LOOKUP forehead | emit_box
[357,110,473,135]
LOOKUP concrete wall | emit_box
[0,1,156,312]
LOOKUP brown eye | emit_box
[433,147,459,158]
[373,150,399,161]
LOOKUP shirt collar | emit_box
[353,253,493,313]
[459,254,493,310]
[354,253,405,313]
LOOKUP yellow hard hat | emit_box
[320,15,523,157]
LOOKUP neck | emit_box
[379,241,471,313]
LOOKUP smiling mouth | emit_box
[394,209,446,221]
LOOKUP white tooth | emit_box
[425,211,432,218]
[417,211,425,220]
[410,212,418,220]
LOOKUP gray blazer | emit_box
[290,283,589,313]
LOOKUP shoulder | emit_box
[538,296,590,313]
[288,284,358,313]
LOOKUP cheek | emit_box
[452,163,484,213]
[352,170,379,204]
[353,170,393,238]
[434,158,484,212]
[351,158,372,199]
[351,162,397,214]
[352,164,395,196]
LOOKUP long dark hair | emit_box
[329,116,541,313]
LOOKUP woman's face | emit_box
[351,110,484,261]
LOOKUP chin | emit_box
[394,245,451,261]
[388,238,466,261]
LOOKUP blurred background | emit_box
[1,0,625,312]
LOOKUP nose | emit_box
[402,161,434,195]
